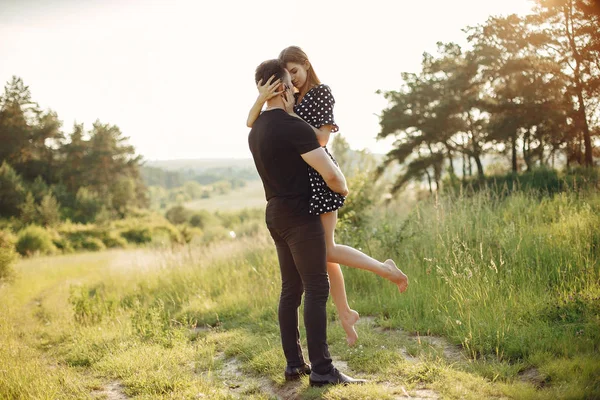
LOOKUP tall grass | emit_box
[1,188,599,399]
[340,189,600,364]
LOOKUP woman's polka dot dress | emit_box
[294,84,346,215]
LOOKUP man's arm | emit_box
[301,148,348,196]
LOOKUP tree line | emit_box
[378,0,600,192]
[0,76,147,225]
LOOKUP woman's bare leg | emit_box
[320,211,408,292]
[326,261,360,346]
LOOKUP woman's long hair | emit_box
[278,46,321,89]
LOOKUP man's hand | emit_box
[301,148,348,196]
[257,75,283,102]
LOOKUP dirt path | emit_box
[93,381,128,400]
[199,316,454,400]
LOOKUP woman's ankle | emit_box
[338,308,353,319]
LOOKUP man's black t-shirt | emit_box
[248,108,321,218]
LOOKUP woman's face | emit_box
[285,61,309,90]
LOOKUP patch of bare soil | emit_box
[414,334,464,363]
[394,387,440,399]
[93,381,128,400]
[518,367,548,388]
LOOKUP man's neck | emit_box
[265,99,285,111]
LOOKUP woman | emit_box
[247,46,408,346]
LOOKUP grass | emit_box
[184,180,266,211]
[1,189,599,399]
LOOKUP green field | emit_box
[1,189,599,399]
[185,180,266,212]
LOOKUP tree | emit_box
[378,43,484,192]
[0,77,39,166]
[20,192,38,225]
[0,77,64,182]
[37,192,60,227]
[73,187,103,224]
[85,121,147,213]
[0,162,26,217]
[60,123,88,194]
[529,0,600,166]
[467,14,573,172]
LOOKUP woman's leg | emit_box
[320,211,408,292]
[326,261,360,346]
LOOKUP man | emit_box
[248,59,366,387]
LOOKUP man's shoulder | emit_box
[266,111,311,132]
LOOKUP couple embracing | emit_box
[247,46,409,387]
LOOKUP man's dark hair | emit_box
[255,59,286,85]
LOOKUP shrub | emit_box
[51,232,74,253]
[15,225,57,256]
[338,171,377,232]
[101,232,128,249]
[165,205,191,225]
[120,227,152,245]
[201,226,231,244]
[79,237,106,251]
[446,167,600,196]
[152,224,183,245]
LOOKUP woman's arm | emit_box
[246,95,267,128]
[246,75,282,128]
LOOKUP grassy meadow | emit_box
[184,181,266,212]
[1,188,599,399]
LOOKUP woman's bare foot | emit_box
[340,309,360,346]
[382,259,408,293]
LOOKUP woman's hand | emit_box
[282,85,296,113]
[257,75,283,102]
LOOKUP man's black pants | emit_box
[266,202,333,375]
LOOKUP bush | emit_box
[190,210,220,229]
[201,226,231,244]
[120,227,152,245]
[338,171,377,230]
[447,167,600,196]
[165,205,192,225]
[79,237,106,251]
[51,232,74,253]
[233,220,263,238]
[101,232,128,249]
[0,230,18,281]
[152,224,183,245]
[15,225,57,256]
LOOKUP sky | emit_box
[0,0,535,161]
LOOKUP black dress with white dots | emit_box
[294,84,346,216]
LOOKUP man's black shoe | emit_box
[284,363,311,381]
[309,367,367,387]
